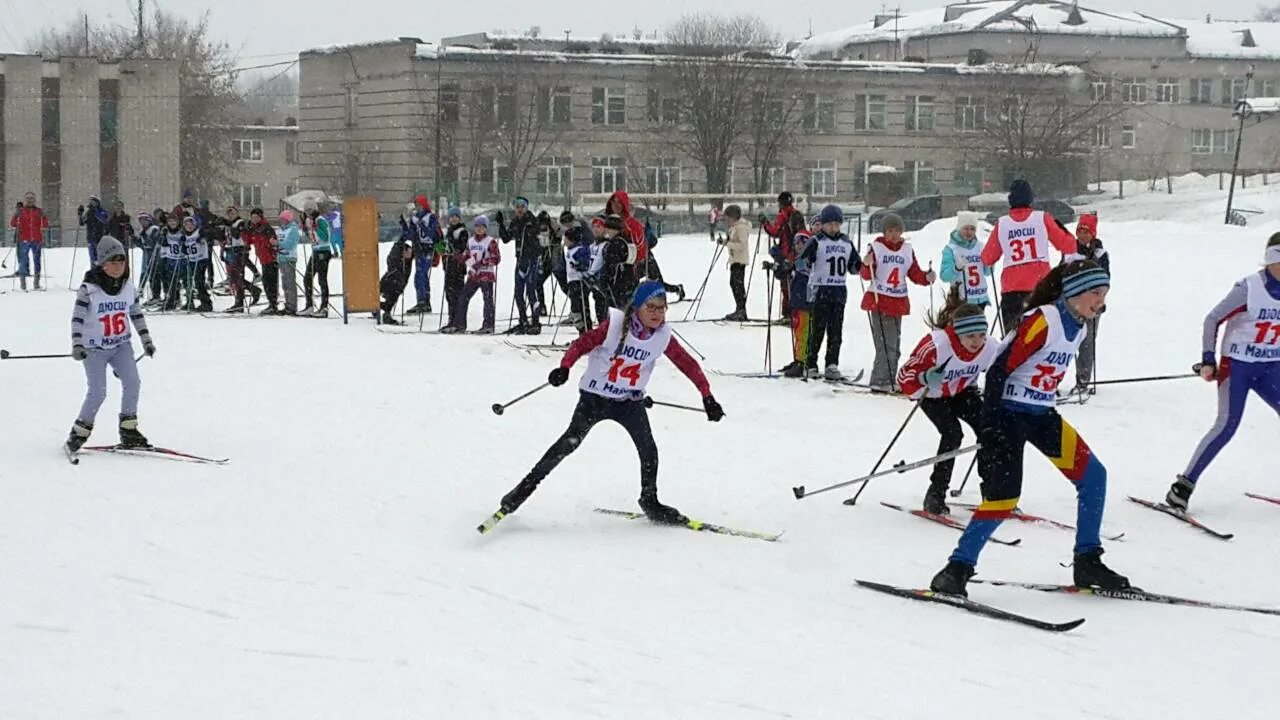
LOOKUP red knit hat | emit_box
[1077,213,1098,235]
[415,195,430,211]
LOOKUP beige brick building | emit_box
[297,37,1075,217]
[1,55,180,244]
[217,124,300,217]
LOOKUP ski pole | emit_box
[67,226,82,289]
[844,400,923,506]
[743,224,764,315]
[762,261,775,374]
[949,453,980,498]
[111,352,148,379]
[683,239,725,322]
[0,350,72,360]
[491,382,550,416]
[1,244,12,269]
[1089,373,1197,387]
[794,444,980,500]
[643,396,702,414]
[670,325,706,361]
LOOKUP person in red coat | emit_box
[243,208,281,314]
[9,191,50,290]
[760,191,801,319]
[860,213,935,393]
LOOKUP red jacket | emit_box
[763,206,800,260]
[607,191,647,263]
[561,318,712,398]
[897,327,983,398]
[980,208,1078,293]
[859,236,930,316]
[9,206,49,243]
[244,220,278,265]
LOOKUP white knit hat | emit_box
[956,211,981,230]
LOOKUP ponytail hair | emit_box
[1023,259,1105,310]
[927,285,966,328]
[613,303,638,358]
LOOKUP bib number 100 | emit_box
[99,312,128,337]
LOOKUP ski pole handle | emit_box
[492,382,551,416]
[0,350,73,360]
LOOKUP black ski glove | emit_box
[757,213,768,224]
[548,367,570,387]
[72,345,87,361]
[703,395,724,422]
[143,340,156,358]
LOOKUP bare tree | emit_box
[27,9,242,202]
[237,70,299,125]
[659,13,781,194]
[490,71,565,200]
[744,68,803,194]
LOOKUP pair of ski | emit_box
[858,577,1280,633]
[714,369,866,388]
[1128,492,1280,540]
[64,444,228,466]
[476,507,781,542]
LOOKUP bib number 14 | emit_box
[608,357,641,386]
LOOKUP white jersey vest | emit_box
[163,231,184,261]
[870,239,914,298]
[925,328,999,399]
[579,308,674,400]
[565,246,583,283]
[588,242,606,277]
[1001,305,1084,407]
[467,236,492,266]
[807,236,854,288]
[82,280,137,350]
[997,211,1051,269]
[183,232,207,262]
[1223,272,1280,362]
[949,239,989,304]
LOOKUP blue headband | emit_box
[951,314,988,335]
[632,280,667,309]
[1062,267,1110,298]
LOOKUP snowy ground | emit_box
[2,191,1280,718]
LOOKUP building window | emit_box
[536,156,573,197]
[1122,78,1147,104]
[856,159,886,197]
[591,87,626,125]
[802,93,837,132]
[1259,79,1278,97]
[853,94,885,131]
[232,139,264,162]
[906,95,934,132]
[1155,78,1180,104]
[1222,78,1247,106]
[954,162,987,193]
[1189,79,1213,105]
[1090,78,1111,103]
[41,79,60,144]
[591,156,625,193]
[284,184,297,198]
[536,86,571,125]
[808,160,836,197]
[646,89,679,124]
[344,87,358,128]
[904,160,935,194]
[1121,124,1136,149]
[646,159,681,194]
[494,159,514,195]
[237,184,263,208]
[497,85,517,127]
[1093,124,1111,148]
[476,86,495,127]
[440,83,460,125]
[285,140,299,164]
[765,167,786,195]
[954,96,985,132]
[1192,128,1235,154]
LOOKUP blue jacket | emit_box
[278,221,300,261]
[798,231,860,305]
[412,209,441,253]
[940,230,980,285]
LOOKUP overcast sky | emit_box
[2,0,1275,62]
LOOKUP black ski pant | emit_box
[261,261,280,309]
[729,263,746,314]
[920,389,984,489]
[502,391,658,513]
[444,260,467,323]
[999,291,1031,337]
[305,249,332,308]
[806,300,845,369]
[567,280,587,331]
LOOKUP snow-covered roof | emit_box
[1173,18,1280,59]
[794,1,1182,59]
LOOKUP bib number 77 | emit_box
[608,357,642,386]
[1253,321,1280,345]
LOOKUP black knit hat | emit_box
[604,214,625,232]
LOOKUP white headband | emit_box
[1268,244,1280,265]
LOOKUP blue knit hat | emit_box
[951,313,988,336]
[1008,179,1034,209]
[818,204,843,224]
[1062,266,1110,298]
[632,280,667,309]
[473,215,489,228]
[447,206,461,218]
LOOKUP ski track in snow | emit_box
[3,188,1280,717]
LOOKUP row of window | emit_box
[446,157,941,197]
[1092,123,1237,154]
[232,139,299,164]
[1091,77,1274,106]
[233,183,299,208]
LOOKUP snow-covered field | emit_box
[2,185,1280,718]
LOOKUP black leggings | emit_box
[305,249,332,307]
[920,389,983,488]
[504,392,659,512]
[729,263,746,312]
[806,300,845,369]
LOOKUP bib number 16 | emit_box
[99,312,127,337]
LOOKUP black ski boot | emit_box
[638,491,688,525]
[504,322,528,335]
[929,560,976,597]
[66,420,93,453]
[675,284,686,302]
[1165,475,1195,511]
[923,482,951,515]
[782,361,805,378]
[723,309,748,321]
[526,322,542,336]
[424,298,432,314]
[224,303,246,314]
[118,415,150,449]
[1072,548,1131,590]
[248,284,262,306]
[500,478,540,514]
[381,312,402,326]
